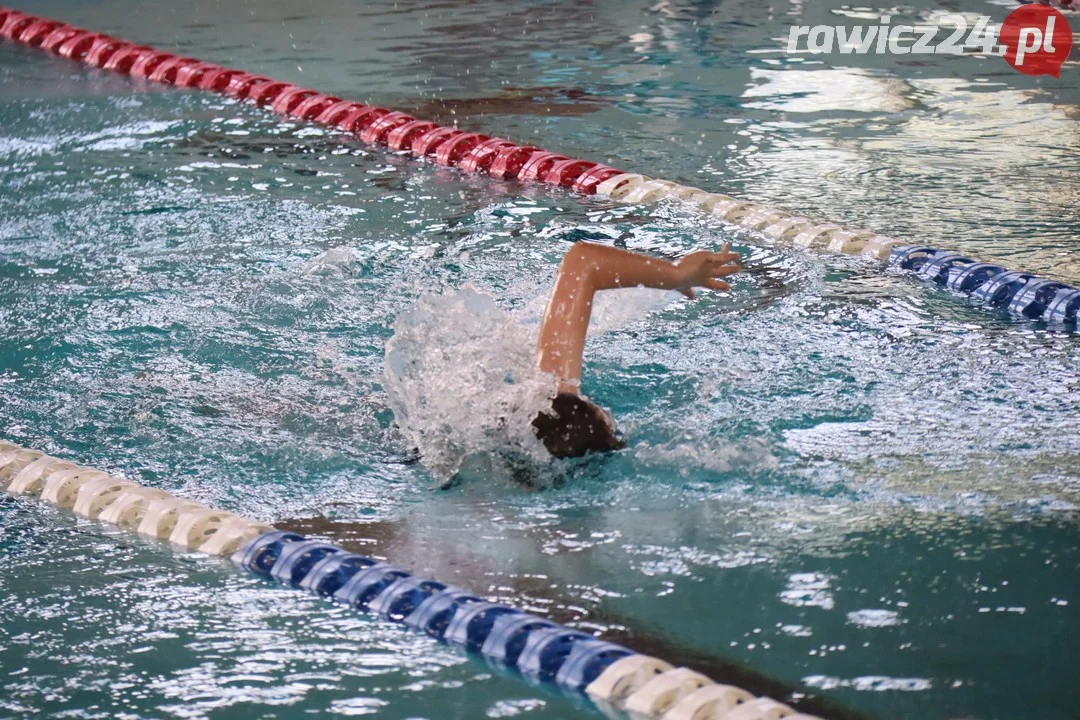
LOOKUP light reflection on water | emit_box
[0,0,1078,719]
[0,500,579,720]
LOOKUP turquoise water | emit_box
[1,1,1079,719]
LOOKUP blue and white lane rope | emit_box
[596,174,1080,328]
[885,246,1080,323]
[1,6,1077,330]
[0,440,826,720]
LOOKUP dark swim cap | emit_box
[531,393,626,459]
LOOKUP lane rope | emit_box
[1,7,1076,328]
[5,11,1056,717]
[0,439,829,720]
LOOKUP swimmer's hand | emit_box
[674,243,742,299]
[538,240,743,390]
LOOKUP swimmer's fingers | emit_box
[709,262,741,278]
[676,246,739,296]
[713,243,740,264]
[704,253,740,269]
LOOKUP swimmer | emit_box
[531,241,742,458]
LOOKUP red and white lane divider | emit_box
[0,5,910,263]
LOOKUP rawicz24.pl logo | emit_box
[786,4,1073,77]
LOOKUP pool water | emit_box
[1,1,1078,719]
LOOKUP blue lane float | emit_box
[0,6,1067,346]
[1011,279,1076,319]
[2,442,831,719]
[368,576,451,620]
[557,641,634,691]
[234,530,305,576]
[520,627,594,681]
[224,528,721,712]
[481,613,560,665]
[301,551,379,595]
[888,246,1080,326]
[948,262,1007,293]
[446,602,524,652]
[334,563,413,609]
[405,590,485,638]
[270,539,342,585]
[230,530,634,698]
[1046,288,1080,323]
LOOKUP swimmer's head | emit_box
[532,392,626,459]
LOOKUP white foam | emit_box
[383,285,558,479]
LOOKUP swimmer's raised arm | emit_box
[537,242,741,393]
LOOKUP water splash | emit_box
[384,283,684,481]
[303,246,358,275]
[383,285,558,480]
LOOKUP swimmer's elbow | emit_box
[562,241,601,265]
[559,242,602,277]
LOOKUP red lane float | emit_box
[101,44,154,73]
[0,12,32,40]
[56,32,101,61]
[244,80,292,105]
[490,145,542,180]
[271,86,319,114]
[148,56,199,84]
[39,24,81,51]
[226,73,270,98]
[314,100,365,126]
[342,106,389,134]
[572,165,622,194]
[459,138,517,174]
[387,120,439,152]
[0,6,623,194]
[519,151,570,182]
[412,127,461,157]
[83,36,122,66]
[129,50,175,79]
[544,158,597,188]
[291,93,340,120]
[198,67,243,92]
[2,6,1073,332]
[361,111,415,145]
[435,132,489,167]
